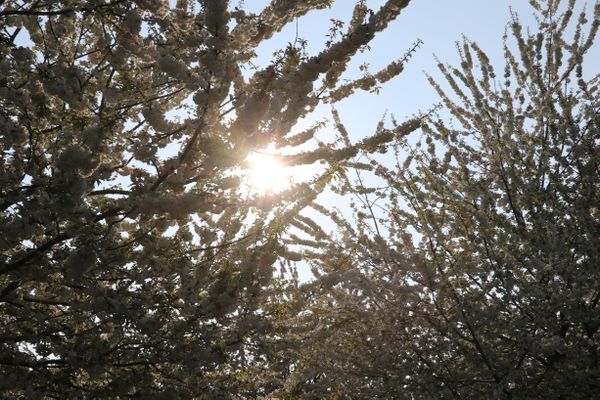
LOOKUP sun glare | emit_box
[244,144,320,194]
[245,151,291,193]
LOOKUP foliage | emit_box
[0,0,415,397]
[281,1,600,398]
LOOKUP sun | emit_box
[245,150,291,194]
[244,144,319,194]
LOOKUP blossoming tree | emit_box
[0,0,417,397]
[277,1,600,398]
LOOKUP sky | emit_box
[243,0,599,145]
[239,0,600,279]
[246,0,538,141]
[240,0,599,196]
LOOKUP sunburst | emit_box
[245,149,291,193]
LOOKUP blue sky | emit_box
[246,0,599,144]
[239,0,600,280]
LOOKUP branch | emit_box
[0,231,71,275]
[0,0,127,18]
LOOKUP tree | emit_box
[280,1,600,398]
[0,0,416,397]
